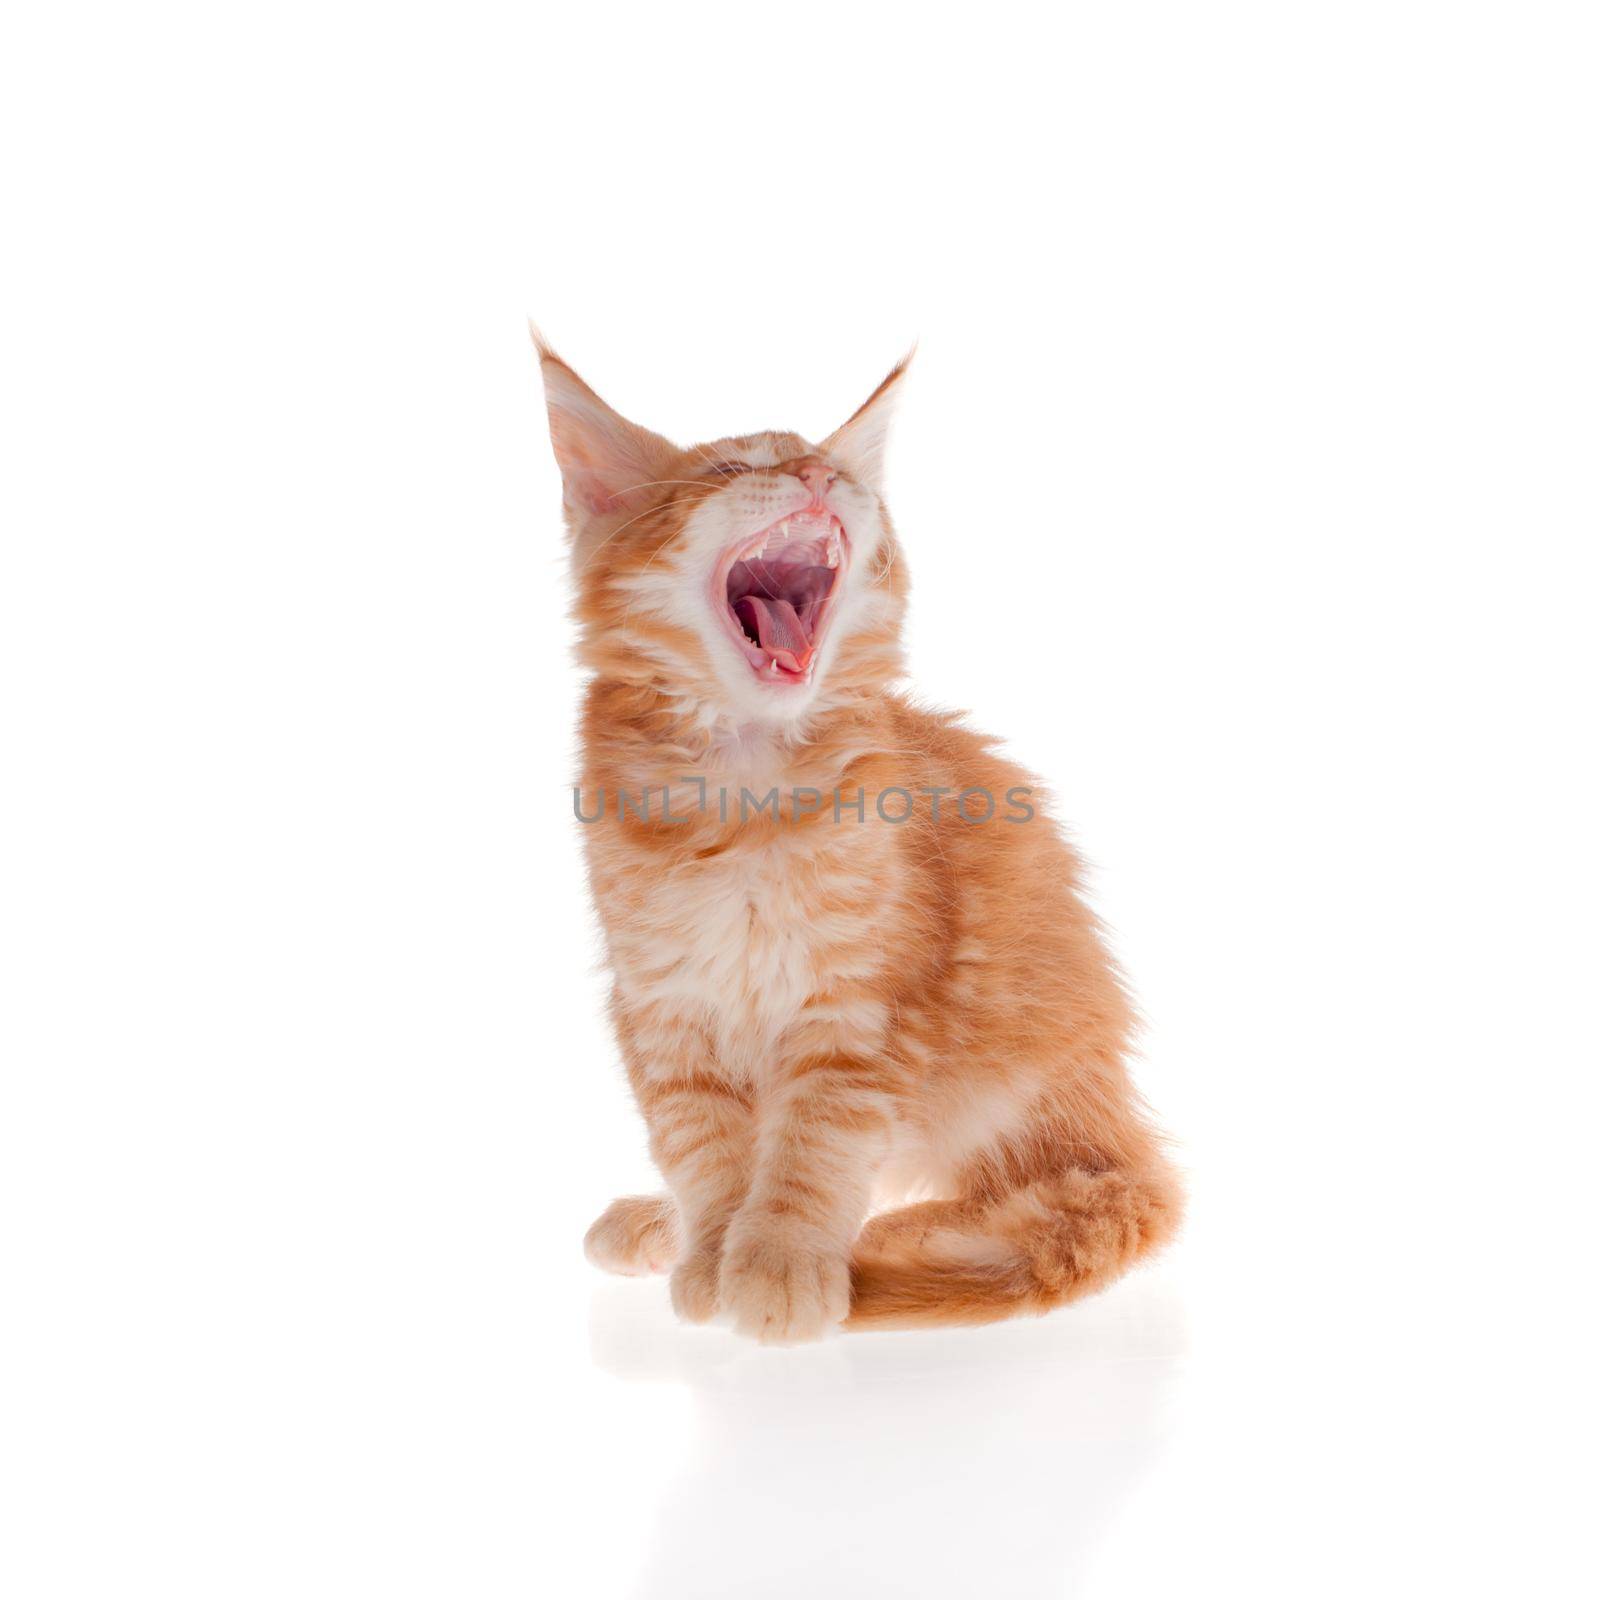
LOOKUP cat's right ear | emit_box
[533,330,676,516]
[822,350,913,494]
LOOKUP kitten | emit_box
[539,338,1182,1342]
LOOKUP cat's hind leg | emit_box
[583,1194,682,1276]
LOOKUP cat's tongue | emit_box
[732,595,813,672]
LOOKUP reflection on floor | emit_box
[589,1268,1188,1598]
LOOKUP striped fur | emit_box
[543,341,1182,1341]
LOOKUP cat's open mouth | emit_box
[713,510,845,683]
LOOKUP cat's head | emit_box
[537,338,909,727]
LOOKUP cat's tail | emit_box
[844,1165,1182,1330]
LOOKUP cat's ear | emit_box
[534,332,676,515]
[822,351,913,493]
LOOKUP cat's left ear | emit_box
[822,350,913,493]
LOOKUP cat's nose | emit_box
[790,457,838,503]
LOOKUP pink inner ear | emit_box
[567,468,621,514]
[549,408,654,511]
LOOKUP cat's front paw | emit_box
[718,1221,850,1345]
[669,1244,723,1324]
[584,1194,681,1276]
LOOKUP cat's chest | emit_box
[642,836,828,1008]
[604,828,877,1071]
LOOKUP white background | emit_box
[3,4,1597,1596]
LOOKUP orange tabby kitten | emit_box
[539,338,1182,1342]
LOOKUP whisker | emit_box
[614,525,685,634]
[870,540,899,589]
[575,489,717,575]
[612,478,732,496]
